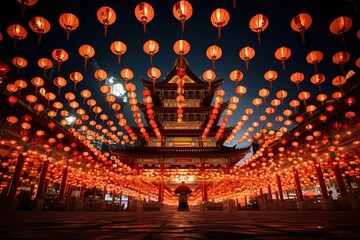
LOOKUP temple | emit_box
[111,58,250,207]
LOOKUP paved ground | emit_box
[0,210,359,239]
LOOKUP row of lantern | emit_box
[214,96,239,141]
[142,88,162,138]
[201,89,224,139]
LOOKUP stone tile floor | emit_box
[0,211,359,239]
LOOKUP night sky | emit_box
[1,0,359,156]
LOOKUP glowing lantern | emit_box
[236,85,247,101]
[125,83,136,92]
[306,105,317,116]
[331,75,346,93]
[264,69,278,88]
[275,46,291,71]
[17,0,38,18]
[100,84,111,97]
[79,44,95,68]
[252,97,263,110]
[148,67,161,87]
[289,99,300,111]
[134,2,154,33]
[265,107,275,116]
[229,69,243,86]
[7,116,18,127]
[93,106,102,118]
[26,94,37,106]
[53,76,67,94]
[7,84,18,94]
[110,41,127,64]
[94,69,108,86]
[283,109,292,119]
[14,79,27,93]
[306,51,323,73]
[329,16,352,44]
[64,92,75,105]
[51,48,69,71]
[87,99,96,109]
[120,68,134,83]
[29,16,50,45]
[345,111,355,119]
[290,71,304,91]
[12,56,27,74]
[45,92,56,105]
[37,58,53,76]
[276,90,288,104]
[202,69,216,90]
[332,91,342,102]
[345,97,356,106]
[332,51,350,74]
[356,58,360,68]
[239,46,255,70]
[290,13,312,43]
[143,39,159,63]
[97,6,116,36]
[8,96,18,106]
[310,73,325,92]
[173,0,193,31]
[326,105,334,113]
[80,89,92,103]
[69,71,83,90]
[316,93,327,106]
[7,24,27,49]
[210,8,230,38]
[206,45,222,69]
[59,13,79,40]
[258,88,270,103]
[298,91,310,106]
[173,39,190,63]
[31,76,44,91]
[249,13,268,44]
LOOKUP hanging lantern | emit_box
[64,92,75,105]
[306,51,323,73]
[69,71,83,90]
[29,16,51,45]
[345,97,356,107]
[37,57,53,76]
[329,16,352,44]
[31,76,44,92]
[59,13,79,40]
[289,99,300,111]
[275,46,291,71]
[17,0,38,18]
[51,48,69,71]
[235,85,247,101]
[316,93,328,106]
[7,24,27,49]
[310,73,325,92]
[12,56,28,74]
[202,69,216,90]
[148,67,161,87]
[173,39,190,63]
[14,79,27,94]
[249,13,268,44]
[173,0,193,31]
[239,46,255,70]
[110,41,127,64]
[290,72,304,91]
[7,116,18,127]
[143,39,159,63]
[97,6,116,37]
[206,44,222,69]
[80,89,92,103]
[271,98,281,110]
[258,88,270,103]
[135,2,154,33]
[290,13,312,43]
[53,76,67,95]
[252,97,263,110]
[332,51,350,75]
[264,69,278,88]
[298,91,310,106]
[229,69,243,87]
[94,69,108,86]
[210,8,230,38]
[276,90,288,104]
[120,68,134,83]
[78,44,95,68]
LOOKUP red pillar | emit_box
[332,162,348,197]
[80,184,86,198]
[260,188,264,204]
[43,178,49,197]
[244,195,247,209]
[7,154,26,198]
[158,181,164,202]
[276,175,284,202]
[201,176,208,202]
[294,169,303,202]
[35,160,49,200]
[314,163,329,199]
[59,167,68,200]
[267,183,273,203]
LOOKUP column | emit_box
[332,161,347,197]
[294,168,303,202]
[7,154,26,198]
[201,175,208,202]
[259,188,264,204]
[158,180,164,202]
[59,167,68,200]
[244,195,247,209]
[276,175,284,202]
[35,160,49,200]
[314,163,329,199]
[267,183,273,203]
[80,184,86,198]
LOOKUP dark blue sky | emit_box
[1,0,359,152]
